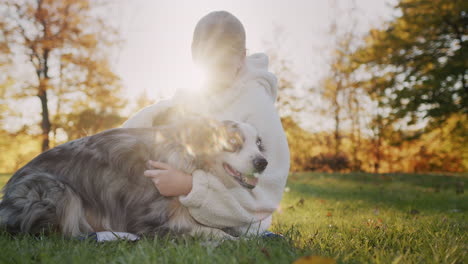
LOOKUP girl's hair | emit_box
[191,11,246,65]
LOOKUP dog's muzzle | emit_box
[253,156,268,173]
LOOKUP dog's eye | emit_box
[256,138,265,152]
[223,137,240,152]
[222,130,243,153]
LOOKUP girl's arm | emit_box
[142,159,273,229]
[122,99,174,128]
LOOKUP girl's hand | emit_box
[144,160,193,197]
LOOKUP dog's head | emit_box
[213,120,267,189]
[153,108,267,189]
[173,118,267,190]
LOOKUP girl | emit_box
[123,11,290,237]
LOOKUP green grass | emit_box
[0,172,467,264]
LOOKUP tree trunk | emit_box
[349,90,360,171]
[334,108,340,157]
[334,81,342,163]
[351,117,358,171]
[356,100,361,170]
[38,84,50,151]
[38,48,51,152]
[374,115,382,174]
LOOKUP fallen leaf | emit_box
[326,211,332,217]
[410,209,420,215]
[260,247,270,258]
[293,255,336,264]
[297,198,305,206]
[365,218,385,229]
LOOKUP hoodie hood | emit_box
[242,53,278,101]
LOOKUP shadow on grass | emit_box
[306,172,468,190]
[287,172,468,213]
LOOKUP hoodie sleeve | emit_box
[179,79,290,232]
[180,167,277,233]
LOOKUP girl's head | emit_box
[192,11,246,88]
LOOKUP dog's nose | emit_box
[253,157,268,173]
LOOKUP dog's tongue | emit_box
[245,177,259,187]
[224,163,241,177]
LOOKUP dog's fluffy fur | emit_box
[0,115,267,238]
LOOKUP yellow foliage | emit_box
[282,114,467,173]
[0,130,41,173]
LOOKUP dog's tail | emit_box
[0,172,92,236]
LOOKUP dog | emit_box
[0,113,268,238]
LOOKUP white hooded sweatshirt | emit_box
[122,53,290,235]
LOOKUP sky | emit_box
[112,0,395,104]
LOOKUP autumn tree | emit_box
[353,0,467,126]
[0,0,125,150]
[321,34,357,163]
[264,27,305,119]
[348,0,468,172]
[132,89,157,112]
[320,0,363,171]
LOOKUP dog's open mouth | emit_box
[223,163,258,189]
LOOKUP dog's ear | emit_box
[221,120,239,132]
[152,106,180,127]
[218,120,244,152]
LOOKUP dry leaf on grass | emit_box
[293,255,336,264]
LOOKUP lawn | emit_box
[0,172,466,264]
